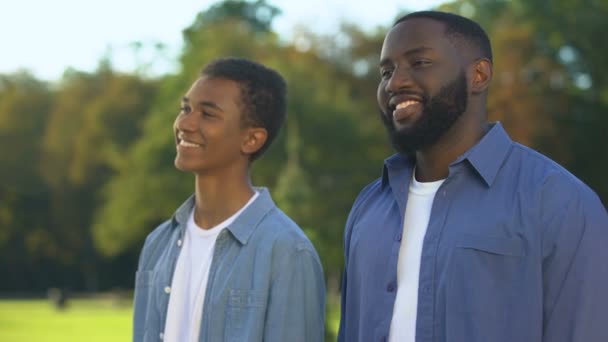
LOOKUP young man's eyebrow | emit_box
[181,96,224,112]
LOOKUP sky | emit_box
[0,0,446,81]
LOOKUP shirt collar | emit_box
[459,122,513,187]
[171,187,275,245]
[382,153,414,189]
[381,122,513,188]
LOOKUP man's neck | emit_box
[193,173,255,230]
[414,119,488,182]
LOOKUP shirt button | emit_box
[177,239,182,247]
[159,332,164,340]
[395,233,402,242]
[387,282,396,292]
[164,286,171,294]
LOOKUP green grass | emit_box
[326,292,341,340]
[0,299,132,342]
[0,296,341,342]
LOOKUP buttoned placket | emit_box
[159,226,186,341]
[197,229,230,341]
[416,177,451,342]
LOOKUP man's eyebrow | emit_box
[379,46,435,67]
[181,96,224,112]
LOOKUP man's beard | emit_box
[380,70,468,155]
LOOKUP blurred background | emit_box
[1,0,607,340]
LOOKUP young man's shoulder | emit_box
[255,206,315,251]
[146,218,174,240]
[140,217,173,248]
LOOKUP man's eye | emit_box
[380,69,393,78]
[180,105,191,113]
[412,60,432,68]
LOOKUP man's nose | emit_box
[386,67,414,94]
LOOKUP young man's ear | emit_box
[469,58,492,94]
[242,128,268,156]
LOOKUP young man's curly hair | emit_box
[201,57,287,161]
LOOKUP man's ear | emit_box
[242,127,268,156]
[469,58,492,94]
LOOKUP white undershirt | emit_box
[389,173,444,342]
[163,192,259,342]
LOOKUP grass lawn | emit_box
[0,295,340,341]
[0,299,132,342]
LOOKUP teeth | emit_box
[395,100,419,110]
[179,140,201,147]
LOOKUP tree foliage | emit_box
[439,0,608,203]
[1,0,606,305]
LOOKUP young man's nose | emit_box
[176,111,199,131]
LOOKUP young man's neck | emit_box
[193,171,255,229]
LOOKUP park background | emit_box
[1,0,607,340]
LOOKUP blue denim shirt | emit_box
[133,188,326,342]
[338,123,608,342]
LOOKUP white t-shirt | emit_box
[388,173,444,342]
[163,192,259,342]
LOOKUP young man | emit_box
[338,11,608,342]
[133,57,325,342]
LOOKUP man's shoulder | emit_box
[509,143,590,190]
[349,178,385,213]
[506,143,602,209]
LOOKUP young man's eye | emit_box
[180,105,191,113]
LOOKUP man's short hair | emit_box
[394,11,493,62]
[201,57,287,161]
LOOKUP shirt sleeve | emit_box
[338,209,356,342]
[263,244,326,342]
[541,176,608,341]
[338,180,379,342]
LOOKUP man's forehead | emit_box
[380,18,458,60]
[386,18,447,45]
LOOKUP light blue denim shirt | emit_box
[339,123,608,342]
[133,187,326,342]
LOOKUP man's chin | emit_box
[392,120,417,133]
[388,131,418,155]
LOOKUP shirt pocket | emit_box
[133,270,154,338]
[225,288,267,342]
[446,234,525,341]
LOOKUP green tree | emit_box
[38,65,157,290]
[0,72,53,291]
[92,1,287,257]
[516,0,608,204]
[92,2,393,339]
[439,0,608,204]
